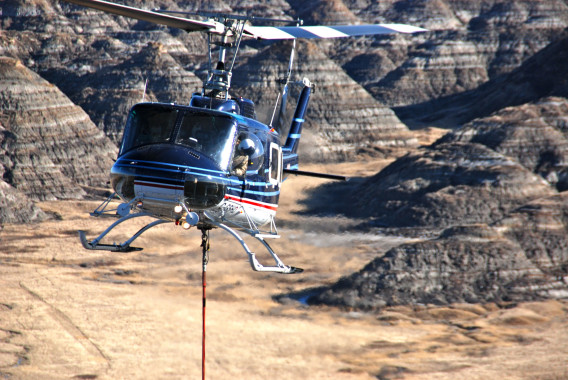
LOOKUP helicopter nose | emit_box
[111,172,226,211]
[183,175,226,209]
[110,144,228,212]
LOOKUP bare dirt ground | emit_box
[1,159,568,379]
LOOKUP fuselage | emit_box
[111,100,283,228]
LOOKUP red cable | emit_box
[201,229,209,380]
[202,262,206,380]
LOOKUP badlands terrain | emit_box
[1,162,568,379]
[2,0,568,378]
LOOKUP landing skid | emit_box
[78,212,169,252]
[79,199,302,274]
[204,216,303,274]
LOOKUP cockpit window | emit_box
[119,105,238,171]
[176,112,237,171]
[119,104,178,155]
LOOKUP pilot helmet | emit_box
[238,138,256,156]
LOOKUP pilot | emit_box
[232,138,255,177]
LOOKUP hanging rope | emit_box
[200,228,210,380]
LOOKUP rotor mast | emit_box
[200,15,292,100]
[202,18,241,100]
[151,9,301,101]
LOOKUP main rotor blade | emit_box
[244,23,427,40]
[61,0,226,34]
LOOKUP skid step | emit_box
[254,233,280,239]
[248,254,303,274]
[285,266,304,274]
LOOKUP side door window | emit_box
[269,142,282,186]
[231,129,265,177]
[245,131,265,174]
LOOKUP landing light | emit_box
[182,222,192,230]
[174,205,183,213]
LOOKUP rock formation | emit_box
[500,193,568,286]
[304,93,568,308]
[2,0,568,307]
[340,141,554,228]
[337,0,568,109]
[395,29,568,128]
[312,224,537,308]
[54,42,203,143]
[6,0,567,159]
[311,192,568,309]
[0,57,117,222]
[304,90,568,307]
[438,97,568,190]
[0,122,47,223]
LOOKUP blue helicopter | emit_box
[69,0,426,274]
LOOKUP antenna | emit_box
[273,38,297,131]
[269,92,281,127]
[142,78,148,102]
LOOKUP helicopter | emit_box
[67,0,427,274]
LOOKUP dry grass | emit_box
[1,160,567,379]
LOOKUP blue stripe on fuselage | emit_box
[116,158,280,204]
[117,158,225,175]
[116,159,277,187]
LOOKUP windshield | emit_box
[176,112,237,171]
[120,104,178,155]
